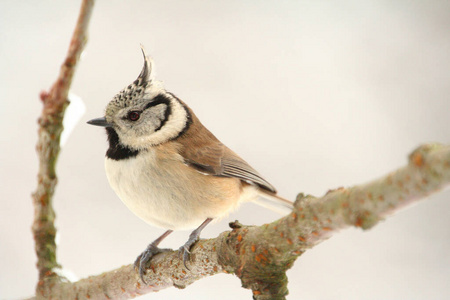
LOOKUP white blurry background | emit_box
[1,1,450,299]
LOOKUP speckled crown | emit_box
[105,47,153,118]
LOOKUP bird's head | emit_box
[88,47,190,151]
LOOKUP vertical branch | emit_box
[31,0,94,291]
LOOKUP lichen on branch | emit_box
[28,1,450,299]
[31,141,450,299]
[31,0,94,296]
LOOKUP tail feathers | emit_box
[254,191,294,215]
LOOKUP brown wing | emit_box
[182,142,225,175]
[177,119,276,192]
[184,142,276,193]
[175,103,277,193]
[221,147,277,193]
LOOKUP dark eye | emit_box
[128,111,141,121]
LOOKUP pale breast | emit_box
[104,148,245,230]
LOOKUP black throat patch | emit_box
[105,127,140,160]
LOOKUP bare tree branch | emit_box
[31,0,94,295]
[29,1,450,299]
[31,143,450,299]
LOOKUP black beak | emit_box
[87,117,112,127]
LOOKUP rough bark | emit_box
[30,1,450,299]
[31,0,94,297]
[32,140,450,299]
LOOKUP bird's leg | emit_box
[134,229,173,283]
[179,218,213,269]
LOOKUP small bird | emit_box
[88,47,293,282]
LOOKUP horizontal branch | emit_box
[34,143,450,299]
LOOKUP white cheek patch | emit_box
[142,97,188,146]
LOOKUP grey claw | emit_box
[178,218,213,271]
[135,245,171,284]
[179,244,193,270]
[183,253,190,270]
